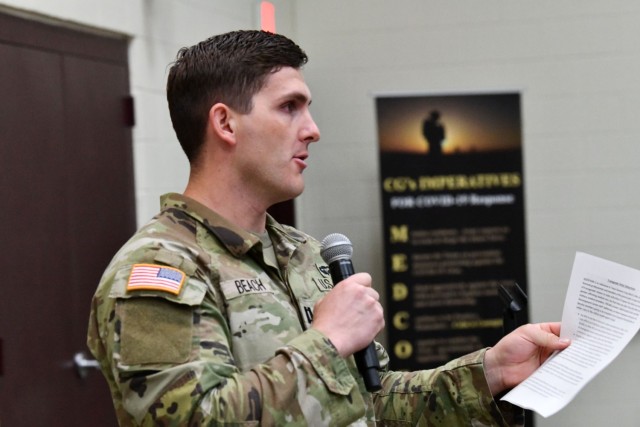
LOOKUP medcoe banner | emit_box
[376,92,529,370]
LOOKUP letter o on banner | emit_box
[394,340,413,359]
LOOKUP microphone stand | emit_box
[499,282,527,336]
[498,282,533,427]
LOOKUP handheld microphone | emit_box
[320,233,382,392]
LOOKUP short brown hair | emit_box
[166,30,308,163]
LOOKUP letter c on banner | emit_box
[393,311,410,330]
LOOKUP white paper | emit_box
[501,252,640,417]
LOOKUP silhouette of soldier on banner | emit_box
[422,110,445,156]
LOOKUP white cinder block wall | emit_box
[294,2,640,426]
[2,0,639,425]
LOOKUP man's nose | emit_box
[302,112,320,143]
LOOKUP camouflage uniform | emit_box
[88,193,523,426]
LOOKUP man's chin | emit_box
[286,183,305,200]
[268,189,301,207]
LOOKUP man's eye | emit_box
[282,102,295,112]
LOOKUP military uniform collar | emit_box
[160,193,306,258]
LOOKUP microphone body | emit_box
[320,234,382,392]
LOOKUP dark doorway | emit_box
[0,12,135,426]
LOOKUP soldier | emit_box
[422,110,445,156]
[87,30,569,426]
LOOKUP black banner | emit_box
[376,92,529,370]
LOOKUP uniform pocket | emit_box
[119,296,193,365]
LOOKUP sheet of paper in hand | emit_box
[502,252,640,417]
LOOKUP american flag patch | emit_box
[126,264,186,295]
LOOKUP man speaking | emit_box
[87,30,569,426]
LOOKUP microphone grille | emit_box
[320,233,353,264]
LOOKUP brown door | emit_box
[0,12,135,426]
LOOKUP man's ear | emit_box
[208,103,237,146]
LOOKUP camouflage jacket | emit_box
[87,193,522,426]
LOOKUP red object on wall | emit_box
[261,1,276,33]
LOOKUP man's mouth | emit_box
[294,152,308,169]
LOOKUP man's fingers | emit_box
[349,272,372,287]
[546,321,562,336]
[527,323,570,350]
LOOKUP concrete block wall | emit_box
[128,1,264,223]
[293,2,640,426]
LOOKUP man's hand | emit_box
[311,272,384,357]
[484,322,571,395]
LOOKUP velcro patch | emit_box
[126,264,186,295]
